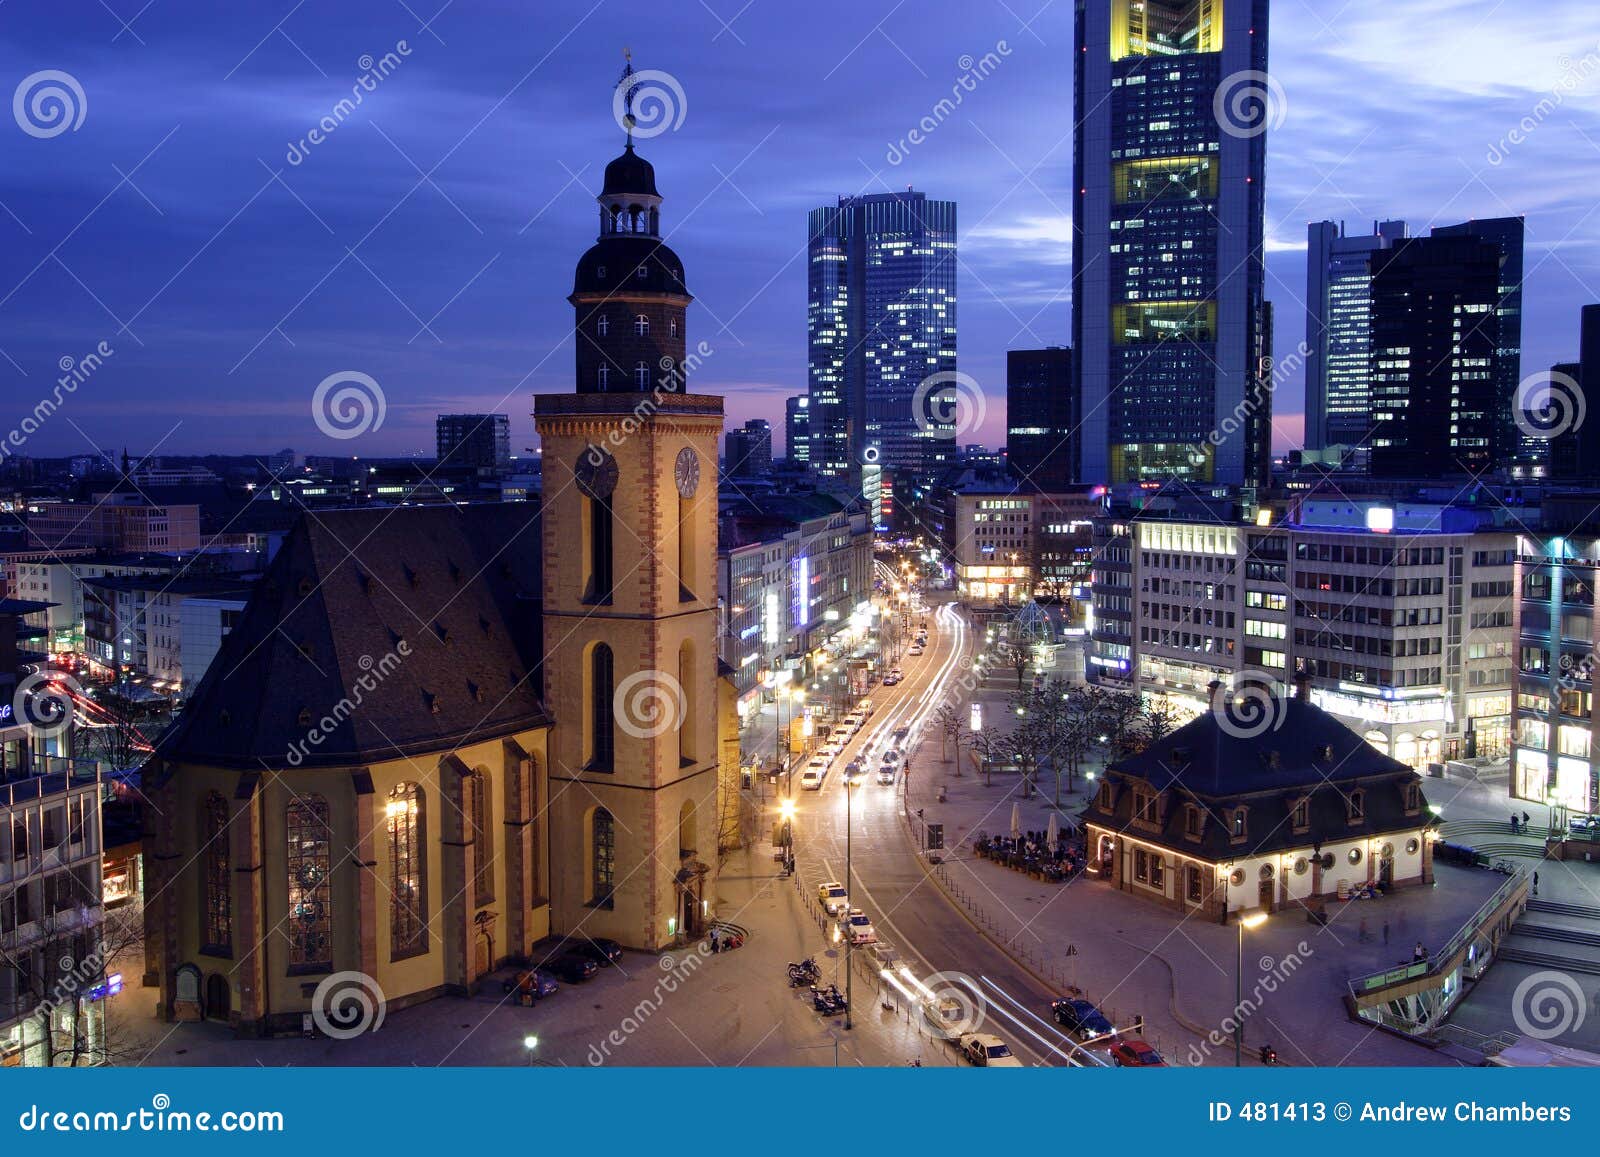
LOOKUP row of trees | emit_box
[932,677,1183,805]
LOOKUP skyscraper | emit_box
[806,191,957,485]
[1547,305,1600,480]
[1304,220,1409,453]
[724,418,773,479]
[784,394,810,465]
[1006,347,1075,490]
[436,413,511,473]
[1369,233,1502,477]
[1433,217,1526,464]
[1072,0,1271,487]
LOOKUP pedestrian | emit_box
[1382,919,1390,945]
[1414,941,1426,962]
[1511,811,1520,834]
[1534,871,1540,895]
[709,927,719,954]
[1358,917,1369,943]
[1524,811,1532,832]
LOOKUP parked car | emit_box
[562,936,623,966]
[818,882,849,916]
[883,672,902,687]
[800,768,824,791]
[857,699,875,715]
[1052,998,1113,1041]
[839,907,876,944]
[540,951,600,983]
[1108,1040,1166,1067]
[959,1032,1023,1067]
[922,995,966,1040]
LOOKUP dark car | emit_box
[1052,998,1113,1041]
[562,936,624,966]
[541,951,600,983]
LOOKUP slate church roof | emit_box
[155,504,547,771]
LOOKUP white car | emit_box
[800,768,824,791]
[818,882,849,916]
[959,1032,1023,1068]
[876,765,896,786]
[908,646,924,657]
[857,699,875,716]
[819,743,843,762]
[839,908,877,945]
[922,995,967,1040]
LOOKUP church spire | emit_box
[618,47,637,150]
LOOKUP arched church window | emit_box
[591,808,615,909]
[388,783,427,958]
[634,314,649,336]
[287,796,332,970]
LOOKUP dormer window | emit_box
[1232,808,1247,838]
[1348,789,1366,823]
[596,315,609,337]
[1291,797,1310,832]
[1183,805,1202,839]
[1095,780,1112,810]
[1133,787,1158,825]
[596,364,610,389]
[1402,780,1421,814]
[636,265,648,280]
[635,362,651,389]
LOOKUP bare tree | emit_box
[1137,696,1182,752]
[969,726,1004,787]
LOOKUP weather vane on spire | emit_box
[618,47,638,147]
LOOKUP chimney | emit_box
[1293,671,1312,701]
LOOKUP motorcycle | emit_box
[810,984,848,1015]
[787,958,821,986]
[1258,1044,1279,1066]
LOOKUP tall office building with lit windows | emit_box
[1305,219,1409,455]
[1072,0,1271,487]
[806,191,958,486]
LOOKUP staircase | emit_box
[1438,819,1549,859]
[1497,945,1600,976]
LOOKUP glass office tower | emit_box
[806,191,958,485]
[1072,0,1271,487]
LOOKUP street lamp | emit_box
[1235,909,1268,1066]
[523,1034,538,1066]
[779,797,796,873]
[844,775,858,1030]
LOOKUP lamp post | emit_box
[1235,909,1267,1066]
[523,1034,538,1066]
[845,775,856,1030]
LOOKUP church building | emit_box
[141,83,737,1035]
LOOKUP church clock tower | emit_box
[535,61,724,950]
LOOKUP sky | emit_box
[2,0,1599,463]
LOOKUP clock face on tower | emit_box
[674,447,701,498]
[575,446,619,499]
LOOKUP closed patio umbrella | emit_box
[1010,802,1021,839]
[1047,813,1060,855]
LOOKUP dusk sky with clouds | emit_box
[2,0,1599,462]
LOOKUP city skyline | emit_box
[1,2,1598,460]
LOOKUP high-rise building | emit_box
[1433,217,1525,464]
[436,413,511,473]
[1369,234,1502,477]
[1545,306,1600,480]
[806,191,957,484]
[1006,347,1075,490]
[724,418,773,479]
[1305,220,1409,452]
[1072,0,1271,487]
[784,395,810,465]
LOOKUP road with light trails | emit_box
[788,593,1108,1068]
